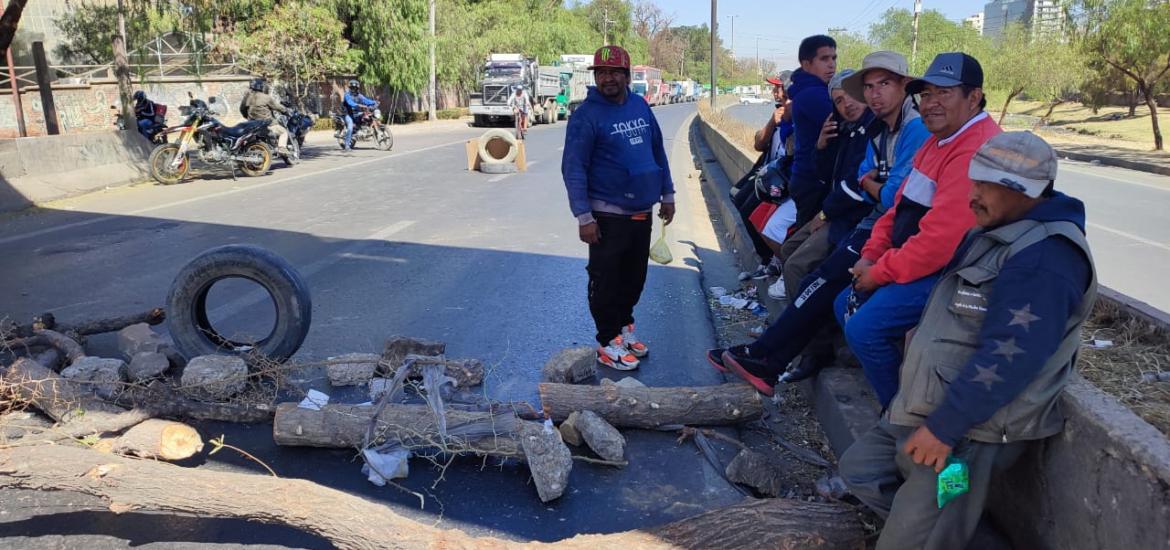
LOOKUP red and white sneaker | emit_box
[621,324,649,358]
[598,336,640,371]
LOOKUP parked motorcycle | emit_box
[111,104,168,144]
[332,105,393,151]
[264,102,315,166]
[148,98,273,185]
[284,101,315,148]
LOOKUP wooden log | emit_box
[31,347,61,371]
[395,354,484,388]
[112,380,275,424]
[59,308,166,336]
[272,402,524,458]
[538,383,764,429]
[0,444,868,550]
[0,358,150,437]
[108,419,204,461]
[33,329,85,364]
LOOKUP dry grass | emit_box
[698,95,758,152]
[1079,300,1170,436]
[988,99,1170,156]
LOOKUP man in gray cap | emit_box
[839,131,1097,550]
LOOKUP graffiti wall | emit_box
[0,77,251,138]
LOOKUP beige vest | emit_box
[887,218,1097,443]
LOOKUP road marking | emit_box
[208,220,416,321]
[0,139,466,247]
[1061,163,1170,193]
[1088,221,1170,252]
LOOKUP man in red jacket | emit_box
[834,53,1002,408]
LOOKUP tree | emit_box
[0,0,30,54]
[52,2,175,65]
[1074,0,1170,150]
[829,30,873,73]
[234,1,354,106]
[869,7,987,74]
[335,0,430,99]
[986,23,1083,125]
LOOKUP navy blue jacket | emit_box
[786,69,834,220]
[562,87,675,217]
[820,109,875,245]
[924,192,1093,446]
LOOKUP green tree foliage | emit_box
[986,23,1084,125]
[234,1,355,105]
[335,0,429,95]
[829,31,873,73]
[868,7,987,75]
[1073,0,1170,150]
[53,1,175,65]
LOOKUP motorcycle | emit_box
[148,98,273,185]
[332,105,393,151]
[111,104,168,144]
[264,102,315,166]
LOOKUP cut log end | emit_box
[111,419,203,461]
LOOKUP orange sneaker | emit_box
[621,324,648,358]
[598,336,640,370]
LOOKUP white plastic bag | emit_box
[649,218,673,264]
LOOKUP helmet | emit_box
[587,45,631,72]
[132,90,146,102]
[513,85,523,92]
[250,78,266,92]
[348,79,360,91]
[189,98,208,111]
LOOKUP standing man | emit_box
[840,132,1096,549]
[836,52,1001,408]
[787,35,837,230]
[562,45,676,371]
[241,78,290,154]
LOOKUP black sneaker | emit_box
[721,345,778,396]
[706,348,730,373]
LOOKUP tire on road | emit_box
[166,244,312,364]
[477,128,518,164]
[480,162,518,175]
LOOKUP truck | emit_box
[469,53,561,127]
[556,54,594,120]
[631,65,664,106]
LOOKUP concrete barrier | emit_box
[0,130,153,212]
[694,114,1170,550]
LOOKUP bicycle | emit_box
[513,108,528,140]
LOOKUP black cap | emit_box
[906,52,983,95]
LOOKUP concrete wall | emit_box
[0,77,252,138]
[0,130,153,211]
[695,114,1170,550]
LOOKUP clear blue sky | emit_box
[654,0,985,69]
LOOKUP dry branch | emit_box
[32,329,85,364]
[0,444,867,550]
[539,383,764,429]
[111,380,276,423]
[1,358,149,437]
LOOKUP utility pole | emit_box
[726,14,738,58]
[755,36,760,76]
[428,0,436,121]
[113,0,133,128]
[911,0,923,67]
[602,7,616,45]
[710,0,717,109]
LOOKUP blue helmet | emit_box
[133,90,146,102]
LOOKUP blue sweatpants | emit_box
[833,273,940,408]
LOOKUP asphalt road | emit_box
[0,104,749,547]
[726,103,1170,313]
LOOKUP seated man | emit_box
[708,52,928,393]
[734,74,793,280]
[839,131,1096,550]
[835,52,1000,408]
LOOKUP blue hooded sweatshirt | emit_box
[562,87,675,219]
[923,191,1093,447]
[786,68,835,220]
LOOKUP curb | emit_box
[1056,148,1170,177]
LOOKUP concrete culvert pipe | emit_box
[478,128,519,165]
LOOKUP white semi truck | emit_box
[469,53,561,127]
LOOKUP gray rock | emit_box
[368,377,395,402]
[117,323,172,359]
[326,352,381,386]
[541,346,596,384]
[382,335,445,369]
[181,355,248,400]
[577,410,625,462]
[558,411,583,446]
[127,351,170,381]
[518,421,573,503]
[61,357,126,400]
[726,449,786,497]
[614,377,646,389]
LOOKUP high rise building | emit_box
[964,13,986,35]
[982,0,1066,40]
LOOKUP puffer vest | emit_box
[887,218,1097,443]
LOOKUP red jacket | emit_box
[862,113,1002,285]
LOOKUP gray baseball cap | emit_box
[842,51,910,102]
[968,131,1057,198]
[828,68,856,92]
[906,52,984,95]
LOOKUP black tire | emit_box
[376,125,394,151]
[238,142,272,177]
[284,139,301,166]
[480,162,517,174]
[149,143,190,185]
[167,244,312,364]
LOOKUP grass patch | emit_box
[988,99,1167,153]
[1080,300,1170,437]
[698,94,757,152]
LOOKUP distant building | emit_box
[982,0,1066,40]
[964,13,985,35]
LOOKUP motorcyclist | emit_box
[132,90,159,140]
[507,85,533,137]
[342,79,377,150]
[241,77,290,154]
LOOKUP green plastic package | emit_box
[937,456,970,509]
